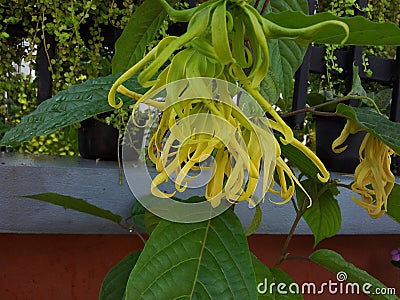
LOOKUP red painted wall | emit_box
[1,234,399,299]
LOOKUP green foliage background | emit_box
[315,0,400,92]
[1,0,399,155]
[0,0,141,155]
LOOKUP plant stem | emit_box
[285,255,311,262]
[290,197,299,213]
[274,195,307,267]
[281,94,381,119]
[118,217,147,245]
[281,96,351,119]
[274,180,352,267]
[336,182,353,190]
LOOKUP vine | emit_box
[315,0,399,93]
[0,0,140,155]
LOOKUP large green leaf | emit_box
[310,249,399,300]
[23,192,122,224]
[125,208,257,299]
[336,104,400,154]
[270,0,308,13]
[263,39,306,104]
[0,73,147,147]
[112,0,176,73]
[387,183,400,225]
[252,254,303,299]
[296,179,341,246]
[259,66,280,105]
[260,0,308,104]
[100,251,142,300]
[265,11,400,46]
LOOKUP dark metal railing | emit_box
[291,0,400,128]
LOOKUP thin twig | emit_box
[336,182,353,190]
[290,197,299,214]
[280,96,352,119]
[281,94,381,119]
[261,0,270,15]
[274,195,308,267]
[118,216,147,245]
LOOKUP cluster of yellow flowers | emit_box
[333,120,395,218]
[108,0,336,208]
[107,0,400,220]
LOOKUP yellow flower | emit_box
[106,0,334,208]
[332,120,395,218]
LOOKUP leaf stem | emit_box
[274,195,308,267]
[119,216,147,245]
[335,182,353,190]
[285,255,311,262]
[281,94,381,119]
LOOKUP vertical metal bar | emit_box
[290,46,312,129]
[288,0,316,129]
[344,46,363,95]
[37,33,55,103]
[344,0,367,95]
[389,30,400,174]
[390,42,400,121]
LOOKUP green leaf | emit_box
[245,204,262,236]
[387,184,400,225]
[265,11,400,46]
[310,249,399,300]
[270,0,308,14]
[112,0,176,73]
[336,104,400,154]
[0,73,148,147]
[264,39,306,104]
[259,65,280,105]
[23,192,122,224]
[125,209,257,299]
[143,210,161,235]
[260,0,308,104]
[252,254,303,299]
[374,89,393,113]
[350,65,367,97]
[130,201,146,229]
[100,251,142,300]
[296,179,341,246]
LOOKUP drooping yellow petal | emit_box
[350,133,395,218]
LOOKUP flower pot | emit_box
[315,116,365,174]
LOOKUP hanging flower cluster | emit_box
[108,0,340,207]
[333,120,395,218]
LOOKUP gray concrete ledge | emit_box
[1,152,399,234]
